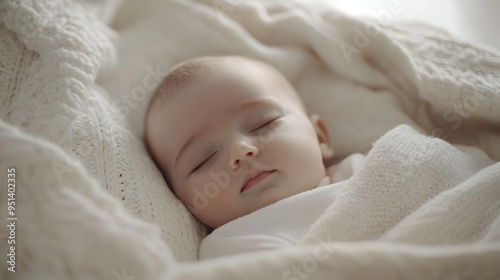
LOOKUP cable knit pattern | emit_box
[0,120,177,280]
[384,23,500,122]
[0,0,205,263]
[1,0,500,279]
[381,23,500,159]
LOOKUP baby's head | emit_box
[145,56,333,229]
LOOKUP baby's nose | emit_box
[229,142,258,170]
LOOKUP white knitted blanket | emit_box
[1,0,500,279]
[299,124,500,248]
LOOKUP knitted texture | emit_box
[301,125,500,246]
[386,23,500,122]
[0,0,205,262]
[1,0,500,279]
[0,120,177,280]
[381,23,500,159]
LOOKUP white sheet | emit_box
[200,154,365,260]
[200,182,340,260]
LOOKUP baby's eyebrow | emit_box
[174,99,273,168]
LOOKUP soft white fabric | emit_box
[1,0,500,279]
[99,0,500,162]
[0,0,205,263]
[299,125,500,247]
[0,120,178,280]
[199,184,340,260]
[177,125,500,280]
[200,154,365,260]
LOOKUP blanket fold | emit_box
[300,125,500,247]
[1,0,500,279]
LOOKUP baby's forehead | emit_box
[147,56,306,128]
[162,73,295,113]
[145,57,307,168]
[154,61,274,104]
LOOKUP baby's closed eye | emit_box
[190,112,286,174]
[249,114,283,135]
[250,117,280,134]
[191,151,218,173]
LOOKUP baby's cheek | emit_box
[184,175,229,211]
[288,158,303,170]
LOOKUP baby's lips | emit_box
[241,170,276,192]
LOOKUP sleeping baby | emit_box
[144,56,365,260]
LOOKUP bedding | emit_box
[1,0,500,279]
[199,153,365,260]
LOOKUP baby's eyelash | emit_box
[191,152,216,173]
[250,117,280,134]
[189,117,282,174]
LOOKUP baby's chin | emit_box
[254,184,304,208]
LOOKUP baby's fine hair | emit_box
[147,56,221,115]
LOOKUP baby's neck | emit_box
[316,165,335,188]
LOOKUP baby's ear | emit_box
[310,114,334,160]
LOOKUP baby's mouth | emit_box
[241,170,276,192]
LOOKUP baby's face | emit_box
[147,59,332,228]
